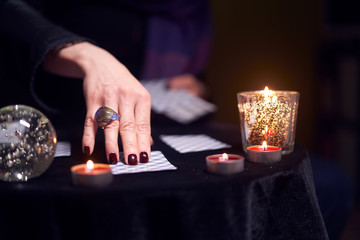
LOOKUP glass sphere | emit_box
[0,105,57,182]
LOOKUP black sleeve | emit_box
[0,0,90,73]
[0,0,91,113]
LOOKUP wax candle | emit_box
[206,153,245,175]
[247,141,282,163]
[71,160,113,187]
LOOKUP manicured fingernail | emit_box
[84,146,90,155]
[128,154,138,165]
[140,152,149,163]
[109,153,118,165]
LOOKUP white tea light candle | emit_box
[206,153,245,175]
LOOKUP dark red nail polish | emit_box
[128,154,138,165]
[109,153,118,165]
[140,152,149,163]
[84,146,90,155]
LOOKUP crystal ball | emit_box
[0,105,57,182]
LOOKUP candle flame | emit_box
[262,141,268,151]
[219,153,229,161]
[86,160,94,170]
[263,86,273,97]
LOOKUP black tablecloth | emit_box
[0,122,328,240]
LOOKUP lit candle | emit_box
[206,153,245,175]
[237,87,299,154]
[247,141,282,163]
[71,160,113,187]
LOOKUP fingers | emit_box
[82,114,97,156]
[82,105,98,157]
[83,102,122,165]
[117,89,151,165]
[168,74,207,98]
[82,74,99,158]
[118,101,138,165]
[82,89,152,166]
[134,91,152,163]
[103,115,120,165]
[82,77,121,165]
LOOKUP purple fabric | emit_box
[141,0,213,79]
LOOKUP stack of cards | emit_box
[160,134,231,153]
[141,79,217,124]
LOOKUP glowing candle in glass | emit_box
[237,87,299,154]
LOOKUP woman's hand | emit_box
[44,42,152,165]
[167,74,208,99]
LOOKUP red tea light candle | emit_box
[247,141,282,163]
[71,160,113,187]
[206,153,245,175]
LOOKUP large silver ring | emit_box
[95,107,120,128]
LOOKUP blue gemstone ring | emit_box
[95,107,120,128]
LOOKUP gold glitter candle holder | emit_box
[237,88,299,154]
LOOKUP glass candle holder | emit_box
[237,88,299,154]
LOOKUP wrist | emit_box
[53,40,85,52]
[43,41,94,78]
[65,42,96,74]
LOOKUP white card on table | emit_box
[55,141,71,157]
[160,134,231,153]
[111,151,176,175]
